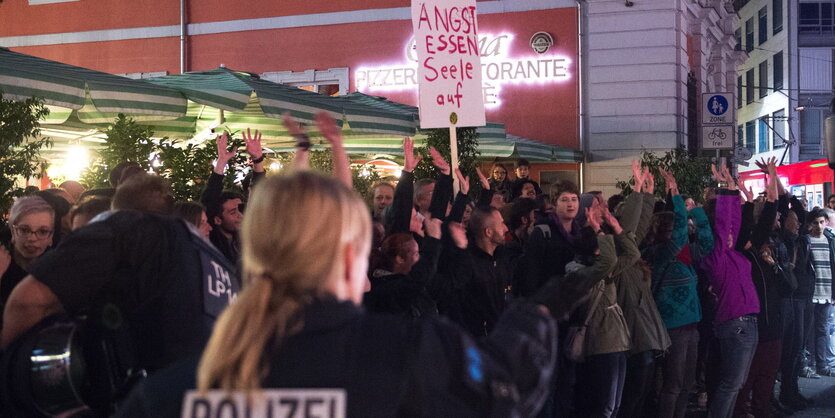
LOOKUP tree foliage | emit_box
[81,114,156,190]
[412,127,480,181]
[0,94,51,215]
[615,146,713,203]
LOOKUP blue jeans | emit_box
[813,303,835,371]
[709,315,758,418]
[574,351,627,418]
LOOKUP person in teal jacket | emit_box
[641,168,712,418]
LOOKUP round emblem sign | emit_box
[530,32,554,54]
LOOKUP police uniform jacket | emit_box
[120,298,558,418]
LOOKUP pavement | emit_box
[684,374,835,418]
[792,374,835,418]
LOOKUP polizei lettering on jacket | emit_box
[181,389,346,418]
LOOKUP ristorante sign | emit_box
[355,33,571,109]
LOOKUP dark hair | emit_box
[468,205,498,237]
[70,197,111,223]
[112,174,174,213]
[380,233,416,271]
[173,201,207,229]
[642,211,675,248]
[607,194,625,213]
[549,180,579,202]
[207,191,245,223]
[492,163,508,173]
[109,161,142,188]
[511,179,537,200]
[516,158,530,168]
[509,198,538,230]
[809,208,828,224]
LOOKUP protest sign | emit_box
[411,0,486,129]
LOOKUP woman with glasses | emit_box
[0,196,55,324]
[489,163,512,203]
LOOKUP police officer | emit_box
[0,174,239,416]
[120,171,559,417]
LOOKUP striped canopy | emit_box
[0,48,187,123]
[320,93,583,162]
[141,68,417,143]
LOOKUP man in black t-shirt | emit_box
[1,175,239,372]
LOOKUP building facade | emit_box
[734,0,792,174]
[0,0,745,194]
[582,0,742,195]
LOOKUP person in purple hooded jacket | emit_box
[700,164,760,418]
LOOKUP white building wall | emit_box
[730,0,789,173]
[583,0,739,195]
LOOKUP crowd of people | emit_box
[0,111,833,418]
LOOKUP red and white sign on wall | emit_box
[411,0,486,129]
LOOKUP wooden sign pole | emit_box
[449,114,460,194]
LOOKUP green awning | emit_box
[142,68,417,142]
[0,48,187,123]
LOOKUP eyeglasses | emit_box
[13,225,53,239]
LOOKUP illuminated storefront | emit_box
[0,0,582,182]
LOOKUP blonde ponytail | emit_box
[197,171,371,391]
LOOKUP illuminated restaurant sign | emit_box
[355,33,571,108]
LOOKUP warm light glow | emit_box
[354,33,571,110]
[269,161,283,171]
[48,146,89,180]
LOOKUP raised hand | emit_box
[601,205,623,235]
[643,168,655,195]
[282,112,309,170]
[403,137,418,173]
[454,168,470,195]
[243,128,263,160]
[658,168,677,194]
[314,111,351,188]
[585,199,602,231]
[476,166,490,190]
[631,160,644,193]
[448,221,468,249]
[740,184,754,203]
[721,165,737,191]
[424,217,442,240]
[754,158,769,174]
[281,112,307,138]
[711,163,725,184]
[315,111,342,146]
[429,146,451,175]
[214,131,238,174]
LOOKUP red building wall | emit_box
[1,0,578,149]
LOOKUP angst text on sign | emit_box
[355,33,571,109]
[412,0,485,128]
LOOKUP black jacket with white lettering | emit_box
[119,298,557,418]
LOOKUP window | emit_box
[773,0,783,34]
[773,51,783,91]
[800,109,822,145]
[773,109,786,148]
[738,124,744,147]
[737,75,743,108]
[746,69,755,104]
[758,7,768,44]
[745,120,756,153]
[758,119,769,152]
[735,28,742,51]
[759,61,768,98]
[800,2,835,34]
[746,18,754,52]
